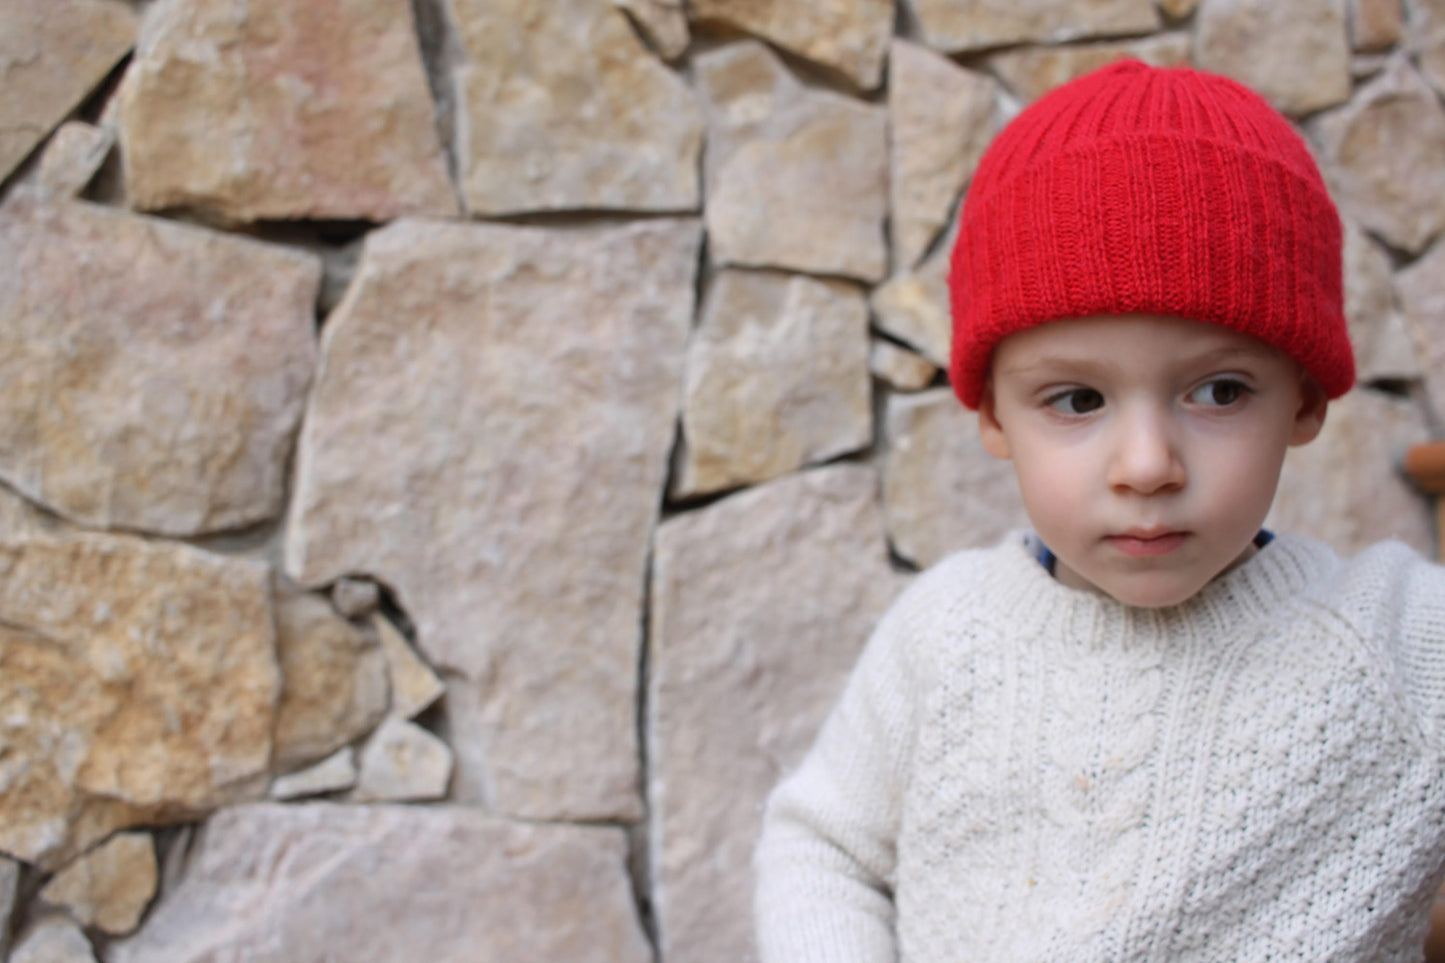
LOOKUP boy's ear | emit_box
[1289,374,1329,446]
[977,383,1013,460]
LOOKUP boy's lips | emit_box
[1105,529,1189,557]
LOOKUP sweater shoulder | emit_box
[1302,538,1445,745]
[886,538,1025,630]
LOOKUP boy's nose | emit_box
[1107,409,1185,495]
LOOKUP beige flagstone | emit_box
[0,0,136,182]
[688,0,893,89]
[1195,0,1351,116]
[649,465,909,963]
[0,190,320,536]
[447,0,702,214]
[286,217,700,821]
[0,532,277,869]
[118,0,456,222]
[697,41,888,282]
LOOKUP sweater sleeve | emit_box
[754,590,922,963]
[1396,552,1445,747]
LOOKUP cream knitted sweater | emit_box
[755,532,1445,962]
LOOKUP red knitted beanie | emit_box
[948,59,1353,410]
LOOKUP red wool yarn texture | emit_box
[948,59,1354,411]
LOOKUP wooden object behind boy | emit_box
[1401,441,1445,561]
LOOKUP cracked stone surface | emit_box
[1195,0,1351,116]
[906,0,1159,54]
[272,581,388,772]
[351,718,452,802]
[889,39,998,272]
[672,269,872,498]
[270,748,358,800]
[1269,389,1434,558]
[988,33,1192,104]
[688,0,894,89]
[30,121,115,198]
[286,217,699,821]
[870,339,938,392]
[1343,219,1419,382]
[447,0,702,214]
[649,465,908,963]
[697,41,888,282]
[10,916,96,963]
[1395,237,1445,423]
[108,804,653,963]
[871,214,956,367]
[884,388,1031,568]
[118,0,456,222]
[0,532,277,869]
[373,614,444,721]
[614,0,690,60]
[38,832,157,936]
[0,190,320,536]
[0,0,136,183]
[1311,56,1445,255]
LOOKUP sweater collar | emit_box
[984,530,1336,647]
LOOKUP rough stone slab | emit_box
[614,0,690,60]
[1350,0,1402,51]
[373,614,444,721]
[889,39,998,271]
[0,190,320,536]
[1159,0,1200,14]
[1311,56,1445,255]
[1395,238,1445,423]
[0,0,136,182]
[352,717,452,802]
[0,855,18,958]
[38,832,157,936]
[870,339,938,391]
[884,388,1031,567]
[0,533,277,869]
[117,0,456,222]
[448,0,702,214]
[1269,389,1433,557]
[649,465,909,963]
[1410,0,1445,96]
[1195,0,1351,116]
[0,485,61,541]
[870,216,955,366]
[10,916,96,963]
[108,804,652,963]
[688,0,893,89]
[1352,52,1391,81]
[672,270,872,498]
[697,41,887,282]
[906,0,1159,54]
[1343,218,1419,382]
[989,33,1192,104]
[330,577,380,619]
[31,121,115,198]
[272,581,388,771]
[270,747,358,800]
[286,217,700,821]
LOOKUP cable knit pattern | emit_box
[755,532,1445,962]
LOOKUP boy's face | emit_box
[978,314,1328,608]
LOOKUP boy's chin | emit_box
[1055,560,1234,609]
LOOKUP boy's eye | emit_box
[1045,388,1104,415]
[1187,378,1249,407]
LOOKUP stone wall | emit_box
[1,0,1441,960]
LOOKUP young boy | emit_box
[755,60,1445,961]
